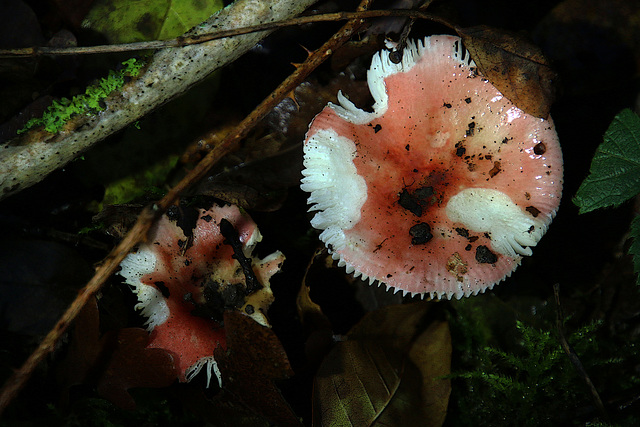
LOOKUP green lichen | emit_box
[18,57,145,134]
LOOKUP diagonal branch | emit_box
[0,0,373,415]
[0,10,452,58]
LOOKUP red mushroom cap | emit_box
[119,204,285,386]
[301,35,563,299]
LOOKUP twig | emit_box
[553,284,608,421]
[0,10,454,58]
[0,0,373,415]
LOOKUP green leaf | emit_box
[573,109,640,214]
[84,0,224,44]
[629,216,640,286]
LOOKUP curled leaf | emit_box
[457,25,557,118]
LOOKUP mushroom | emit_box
[118,204,285,386]
[301,35,563,299]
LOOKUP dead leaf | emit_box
[92,204,143,239]
[56,296,106,399]
[266,73,371,150]
[297,248,333,332]
[195,145,300,211]
[297,248,335,368]
[312,302,451,427]
[96,327,178,410]
[56,297,177,410]
[214,311,300,426]
[457,25,557,118]
[406,318,452,422]
[180,119,239,165]
[195,72,372,212]
[330,35,384,71]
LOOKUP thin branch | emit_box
[0,10,455,58]
[0,0,373,415]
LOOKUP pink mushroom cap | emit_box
[118,204,285,386]
[301,35,563,299]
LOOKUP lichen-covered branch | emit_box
[0,0,318,200]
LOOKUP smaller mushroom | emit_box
[119,204,285,386]
[301,35,563,299]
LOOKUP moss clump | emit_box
[447,297,640,426]
[19,58,145,134]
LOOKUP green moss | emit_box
[100,154,178,207]
[448,298,640,426]
[18,57,145,135]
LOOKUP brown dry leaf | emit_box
[180,122,239,165]
[406,318,452,421]
[297,269,325,324]
[195,145,300,211]
[297,248,333,331]
[56,297,177,410]
[96,328,178,410]
[92,204,143,239]
[277,73,371,147]
[330,35,384,71]
[214,311,300,426]
[297,248,336,368]
[312,301,451,427]
[457,25,557,118]
[56,296,106,399]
